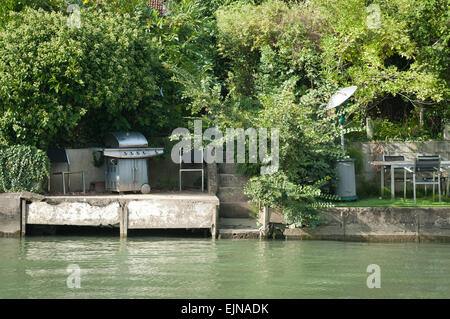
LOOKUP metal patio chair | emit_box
[179,147,204,192]
[47,148,85,194]
[404,155,442,203]
[382,155,410,198]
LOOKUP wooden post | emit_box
[21,199,27,237]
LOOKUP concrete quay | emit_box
[1,192,219,238]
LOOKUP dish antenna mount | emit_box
[325,86,357,152]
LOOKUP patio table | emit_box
[370,160,450,200]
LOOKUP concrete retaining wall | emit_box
[0,192,44,236]
[284,207,450,243]
[127,199,218,229]
[25,194,219,237]
[0,193,21,236]
[28,201,120,226]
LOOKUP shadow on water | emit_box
[26,224,211,238]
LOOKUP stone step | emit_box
[217,187,250,202]
[219,202,256,218]
[219,173,249,187]
[219,218,259,229]
[218,228,261,239]
[218,163,239,174]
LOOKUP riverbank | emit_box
[1,193,450,243]
[282,207,450,243]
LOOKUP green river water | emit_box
[0,236,449,298]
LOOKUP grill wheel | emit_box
[141,184,151,194]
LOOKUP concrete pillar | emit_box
[0,192,43,237]
[120,202,128,238]
[0,194,21,237]
[211,205,219,240]
[207,162,218,195]
[21,199,27,237]
[259,205,270,239]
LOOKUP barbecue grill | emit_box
[102,132,163,194]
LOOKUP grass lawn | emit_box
[335,196,450,207]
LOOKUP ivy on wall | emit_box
[0,145,50,193]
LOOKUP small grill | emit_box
[103,132,163,194]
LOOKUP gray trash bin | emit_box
[336,158,358,201]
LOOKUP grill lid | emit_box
[105,132,148,148]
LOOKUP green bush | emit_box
[0,8,172,148]
[371,117,432,141]
[0,145,50,193]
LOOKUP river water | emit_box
[0,236,449,298]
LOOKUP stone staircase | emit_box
[217,163,260,239]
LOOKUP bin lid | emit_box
[336,158,355,162]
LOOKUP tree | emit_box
[0,8,172,148]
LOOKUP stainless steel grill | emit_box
[103,132,163,193]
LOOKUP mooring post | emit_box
[124,202,128,237]
[211,204,219,240]
[260,205,270,240]
[119,201,128,238]
[21,199,27,237]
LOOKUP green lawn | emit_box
[335,197,450,207]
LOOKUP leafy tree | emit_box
[318,0,449,137]
[0,8,177,148]
[210,0,344,226]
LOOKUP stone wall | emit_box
[283,206,450,243]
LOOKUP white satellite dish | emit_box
[325,86,357,111]
[325,86,358,152]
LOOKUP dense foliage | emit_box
[0,145,50,193]
[171,0,449,225]
[209,1,344,226]
[0,7,187,148]
[0,0,448,222]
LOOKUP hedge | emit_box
[0,145,50,193]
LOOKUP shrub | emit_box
[0,145,50,193]
[0,8,167,148]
